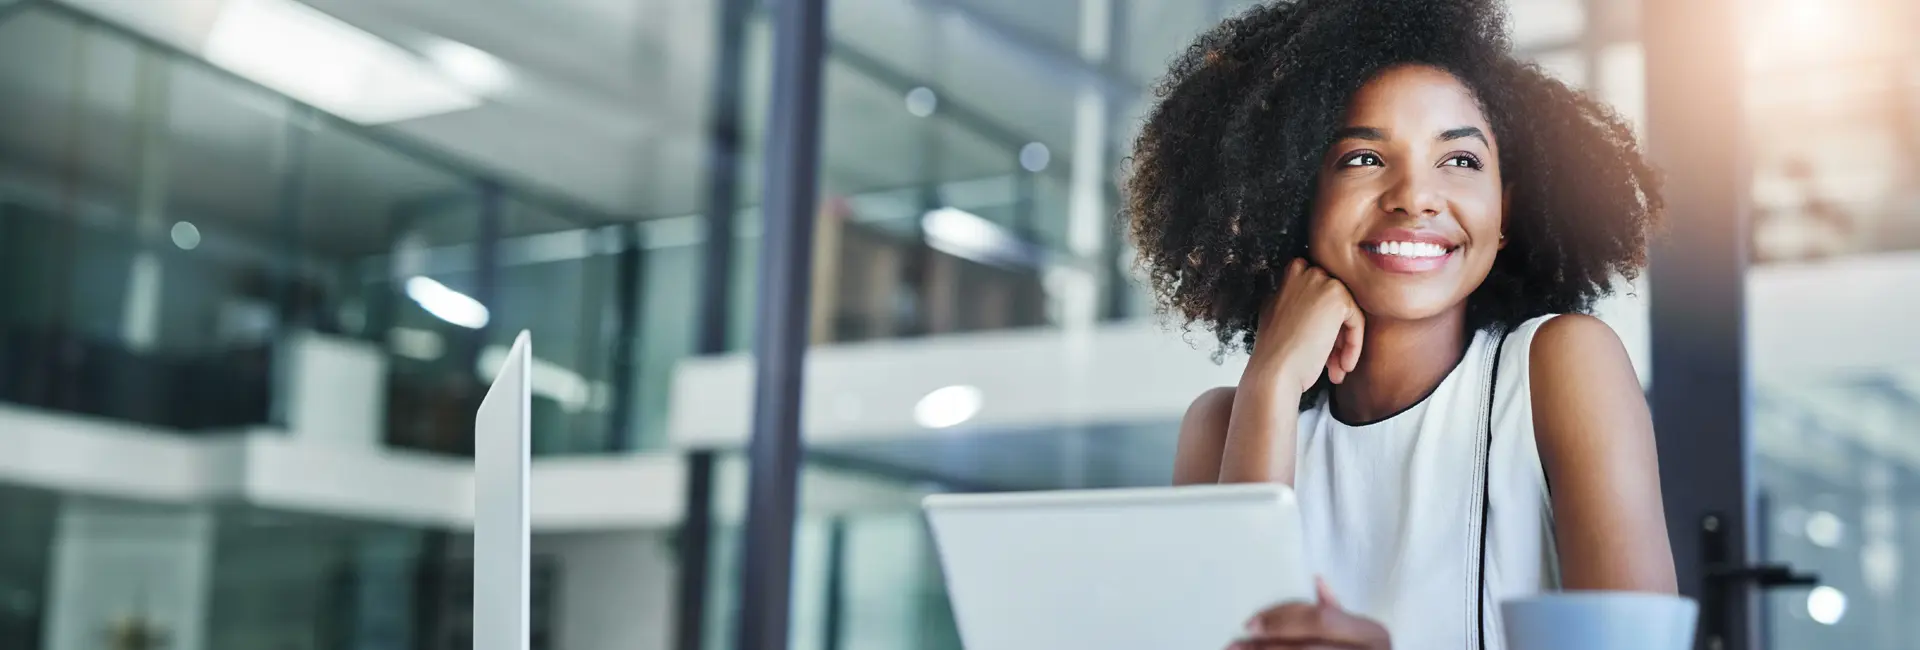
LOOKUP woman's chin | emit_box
[1350,290,1467,324]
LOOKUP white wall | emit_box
[669,252,1920,450]
[0,404,694,530]
[667,322,1248,448]
[282,332,389,450]
[42,498,214,650]
[536,530,678,650]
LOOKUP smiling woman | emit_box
[1129,0,1676,648]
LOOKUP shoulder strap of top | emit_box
[1471,327,1513,650]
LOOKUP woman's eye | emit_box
[1342,153,1383,167]
[1444,154,1483,170]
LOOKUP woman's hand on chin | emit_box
[1228,577,1390,650]
[1250,259,1365,394]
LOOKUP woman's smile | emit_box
[1358,229,1462,274]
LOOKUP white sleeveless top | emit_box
[1292,314,1561,650]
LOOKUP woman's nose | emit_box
[1380,170,1444,216]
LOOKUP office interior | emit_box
[0,0,1916,648]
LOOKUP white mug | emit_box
[1500,592,1698,650]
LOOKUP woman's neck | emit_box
[1328,309,1472,424]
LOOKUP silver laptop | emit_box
[475,331,532,650]
[924,484,1313,650]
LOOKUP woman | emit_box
[1124,0,1678,648]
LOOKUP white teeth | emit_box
[1371,241,1448,258]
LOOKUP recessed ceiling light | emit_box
[914,385,982,429]
[424,37,513,96]
[205,0,479,124]
[1019,142,1050,172]
[905,86,938,117]
[169,221,201,250]
[405,276,489,329]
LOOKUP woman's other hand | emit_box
[1252,259,1365,394]
[1230,577,1390,650]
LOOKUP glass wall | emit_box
[1744,0,1920,646]
[0,481,504,650]
[695,454,958,650]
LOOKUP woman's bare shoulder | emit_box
[1173,387,1237,484]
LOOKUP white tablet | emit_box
[924,484,1312,650]
[474,331,532,650]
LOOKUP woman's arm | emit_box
[1174,388,1235,485]
[1172,377,1308,487]
[1176,260,1361,486]
[1531,314,1678,592]
[1219,366,1306,485]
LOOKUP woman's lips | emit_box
[1359,241,1456,273]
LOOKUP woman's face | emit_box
[1307,64,1505,323]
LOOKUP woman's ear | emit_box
[1498,184,1512,249]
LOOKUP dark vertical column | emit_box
[606,224,644,452]
[1642,0,1753,648]
[472,181,503,329]
[676,0,756,645]
[410,532,451,650]
[272,109,314,329]
[735,0,828,648]
[1099,0,1132,322]
[674,449,718,650]
[820,518,849,650]
[452,180,504,456]
[266,105,313,429]
[698,0,755,356]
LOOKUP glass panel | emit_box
[490,201,620,454]
[0,480,490,650]
[1746,0,1920,646]
[307,120,484,454]
[0,483,55,647]
[699,453,960,650]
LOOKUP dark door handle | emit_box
[1696,513,1823,650]
[1706,562,1821,589]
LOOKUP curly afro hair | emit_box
[1124,0,1662,368]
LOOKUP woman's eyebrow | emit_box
[1333,126,1387,141]
[1439,126,1489,146]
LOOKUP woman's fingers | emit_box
[1338,294,1365,373]
[1286,257,1309,281]
[1242,599,1385,648]
[1230,638,1342,649]
[1325,338,1347,384]
[1245,603,1321,638]
[1315,575,1342,610]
